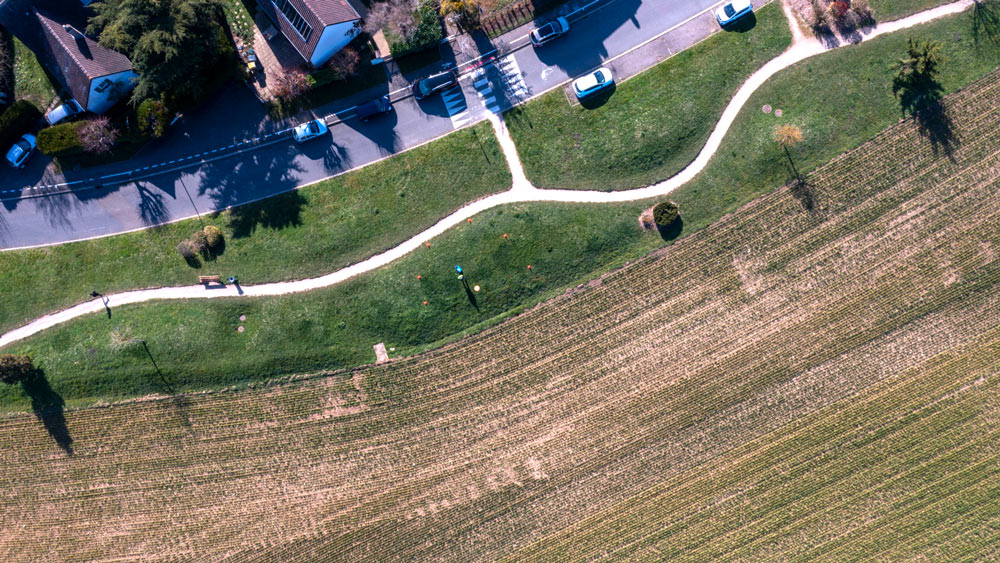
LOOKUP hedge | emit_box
[37,121,84,157]
[387,0,444,58]
[0,100,41,150]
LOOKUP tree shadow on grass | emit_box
[656,216,684,241]
[22,370,72,455]
[972,0,1000,46]
[226,189,306,238]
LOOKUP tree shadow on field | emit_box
[21,370,73,455]
[790,178,817,213]
[915,101,959,159]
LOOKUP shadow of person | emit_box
[656,216,684,241]
[21,370,73,455]
[461,278,480,312]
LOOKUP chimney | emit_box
[63,24,85,40]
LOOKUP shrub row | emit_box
[37,121,85,157]
[0,100,41,150]
[177,225,225,262]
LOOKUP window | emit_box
[270,0,313,42]
[94,79,112,93]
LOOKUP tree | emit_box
[891,38,944,113]
[273,69,312,101]
[440,0,480,30]
[87,0,225,103]
[0,354,35,384]
[79,116,120,154]
[773,123,804,179]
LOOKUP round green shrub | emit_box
[136,99,170,138]
[203,225,224,248]
[189,230,208,252]
[653,201,680,228]
[176,240,197,259]
[0,354,34,384]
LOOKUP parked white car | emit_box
[6,134,37,168]
[292,119,328,143]
[45,100,84,126]
[572,67,614,100]
[716,0,754,27]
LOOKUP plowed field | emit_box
[1,73,999,561]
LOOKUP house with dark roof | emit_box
[0,0,136,114]
[259,0,363,67]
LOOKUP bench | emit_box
[199,275,222,285]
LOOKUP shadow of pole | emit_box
[21,370,73,455]
[461,277,480,311]
[135,340,192,429]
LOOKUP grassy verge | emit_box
[871,0,954,21]
[506,2,792,191]
[11,37,58,109]
[0,122,509,334]
[2,9,997,408]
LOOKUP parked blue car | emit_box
[716,0,753,27]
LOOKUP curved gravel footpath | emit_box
[0,0,975,349]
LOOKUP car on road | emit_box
[716,0,753,27]
[572,67,614,100]
[44,99,84,126]
[530,17,570,47]
[410,65,459,100]
[6,134,37,168]
[356,95,393,122]
[292,119,329,143]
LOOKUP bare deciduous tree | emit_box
[79,116,120,154]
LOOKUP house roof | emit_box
[260,0,360,63]
[0,0,133,109]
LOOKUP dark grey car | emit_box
[356,95,393,122]
[410,64,459,100]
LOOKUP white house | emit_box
[260,0,363,67]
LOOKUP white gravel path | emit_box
[0,0,975,349]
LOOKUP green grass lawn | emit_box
[2,9,997,410]
[506,2,792,191]
[871,0,954,21]
[0,122,509,334]
[11,37,58,110]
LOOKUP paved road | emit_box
[0,0,730,249]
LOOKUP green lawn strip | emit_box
[665,10,1000,240]
[0,201,664,410]
[0,122,509,334]
[11,36,58,109]
[506,2,792,191]
[1,10,996,409]
[871,0,954,21]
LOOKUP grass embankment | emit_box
[2,8,997,409]
[1,60,999,560]
[11,37,57,109]
[871,0,954,21]
[506,2,792,191]
[0,122,509,333]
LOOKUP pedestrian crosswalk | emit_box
[472,55,529,115]
[442,86,472,129]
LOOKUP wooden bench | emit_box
[199,275,222,285]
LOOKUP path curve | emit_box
[0,0,975,349]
